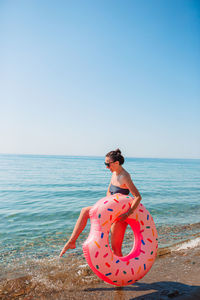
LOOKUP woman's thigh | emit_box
[81,206,92,217]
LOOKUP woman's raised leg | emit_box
[110,221,128,256]
[59,206,92,257]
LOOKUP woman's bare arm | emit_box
[107,181,112,196]
[118,174,142,221]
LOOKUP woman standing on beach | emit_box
[60,149,142,257]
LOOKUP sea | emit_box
[0,154,200,298]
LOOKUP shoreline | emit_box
[1,241,200,300]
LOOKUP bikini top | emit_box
[109,183,130,195]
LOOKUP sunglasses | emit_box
[104,161,115,167]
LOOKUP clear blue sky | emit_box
[1,0,200,158]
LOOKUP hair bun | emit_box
[115,148,121,155]
[106,148,124,165]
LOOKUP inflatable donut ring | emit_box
[83,194,158,286]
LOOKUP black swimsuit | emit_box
[109,184,130,195]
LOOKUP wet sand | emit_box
[1,244,200,300]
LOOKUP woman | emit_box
[60,149,142,257]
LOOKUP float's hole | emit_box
[109,223,135,257]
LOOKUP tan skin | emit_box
[59,156,142,257]
[105,156,142,256]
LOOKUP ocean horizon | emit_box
[1,152,200,160]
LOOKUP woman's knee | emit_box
[80,206,91,218]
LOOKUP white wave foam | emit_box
[173,237,200,251]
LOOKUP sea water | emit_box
[0,154,200,272]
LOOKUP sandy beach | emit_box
[1,241,200,300]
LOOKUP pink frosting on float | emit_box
[82,194,158,286]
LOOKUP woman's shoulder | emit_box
[119,169,131,186]
[121,168,131,179]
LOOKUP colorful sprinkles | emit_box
[85,196,157,287]
[115,269,119,276]
[102,220,108,226]
[116,259,120,263]
[94,241,100,248]
[113,198,119,203]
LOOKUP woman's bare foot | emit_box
[59,240,76,257]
